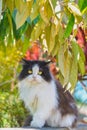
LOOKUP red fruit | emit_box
[25,42,41,60]
[31,54,38,60]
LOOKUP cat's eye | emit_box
[38,71,42,75]
[28,70,32,74]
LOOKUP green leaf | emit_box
[64,50,72,85]
[78,0,87,11]
[0,10,9,41]
[67,58,78,92]
[2,0,15,12]
[58,43,78,91]
[82,6,87,15]
[51,23,64,56]
[15,0,33,29]
[78,55,85,75]
[0,9,14,45]
[30,1,39,21]
[50,0,57,10]
[58,44,65,77]
[72,41,85,75]
[58,42,73,87]
[58,24,64,43]
[7,9,14,42]
[51,35,59,57]
[22,36,30,54]
[48,21,57,53]
[45,24,51,49]
[78,45,85,75]
[72,41,79,62]
[63,14,75,38]
[31,19,45,41]
[68,2,81,16]
[65,42,79,91]
[16,21,29,40]
[0,0,2,21]
[46,16,61,54]
[39,1,53,24]
[78,45,85,62]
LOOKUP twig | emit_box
[0,79,15,87]
[80,81,87,91]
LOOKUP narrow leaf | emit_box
[68,2,81,16]
[72,41,79,62]
[51,35,59,57]
[0,0,2,21]
[45,24,51,49]
[78,56,85,75]
[16,21,29,40]
[67,58,78,92]
[31,19,45,41]
[78,45,85,75]
[58,45,65,77]
[3,0,15,12]
[15,0,33,29]
[30,1,39,21]
[78,0,87,11]
[39,1,53,24]
[50,0,57,10]
[48,23,56,53]
[63,14,75,38]
[78,45,85,62]
[64,50,72,85]
[72,41,85,75]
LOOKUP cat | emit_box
[18,59,78,128]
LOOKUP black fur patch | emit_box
[55,80,78,117]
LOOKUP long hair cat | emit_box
[18,59,78,128]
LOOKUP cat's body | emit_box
[18,59,78,128]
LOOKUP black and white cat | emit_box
[18,59,78,128]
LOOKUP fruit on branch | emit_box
[25,42,41,60]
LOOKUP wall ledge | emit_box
[0,124,87,130]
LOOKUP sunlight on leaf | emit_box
[31,19,45,41]
[68,2,81,16]
[39,0,53,24]
[15,0,33,29]
[30,1,39,21]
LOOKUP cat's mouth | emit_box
[30,78,39,83]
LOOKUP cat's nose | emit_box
[33,75,36,79]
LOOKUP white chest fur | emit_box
[18,78,58,115]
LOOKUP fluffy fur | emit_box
[18,59,78,128]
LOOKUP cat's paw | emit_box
[30,118,45,128]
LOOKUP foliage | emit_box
[0,0,87,127]
[0,86,28,127]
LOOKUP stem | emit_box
[0,79,15,87]
[80,81,87,91]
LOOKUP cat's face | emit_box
[18,59,52,84]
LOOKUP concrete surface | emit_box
[0,124,87,130]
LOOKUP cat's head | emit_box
[18,59,52,84]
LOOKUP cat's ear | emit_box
[20,58,29,66]
[44,60,52,66]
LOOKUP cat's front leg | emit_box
[30,113,46,128]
